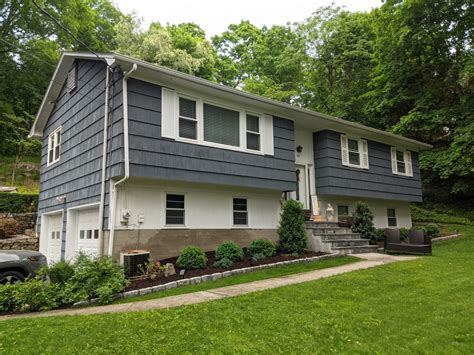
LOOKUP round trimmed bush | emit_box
[423,223,440,237]
[215,242,244,262]
[248,239,276,257]
[176,246,208,270]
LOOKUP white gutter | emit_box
[107,63,137,256]
[98,67,111,253]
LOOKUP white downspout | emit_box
[108,63,137,256]
[98,67,111,254]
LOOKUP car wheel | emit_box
[0,271,25,285]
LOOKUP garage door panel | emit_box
[46,214,62,264]
[77,208,100,257]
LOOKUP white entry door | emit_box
[296,164,308,208]
[47,214,62,264]
[76,208,100,257]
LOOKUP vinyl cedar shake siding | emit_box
[313,130,423,202]
[126,78,296,191]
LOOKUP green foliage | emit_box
[248,239,276,257]
[251,253,267,262]
[411,205,472,225]
[38,260,75,285]
[375,228,385,242]
[423,224,441,238]
[137,259,166,280]
[176,246,208,270]
[0,283,18,313]
[351,202,376,244]
[212,257,233,269]
[400,228,409,241]
[0,193,38,213]
[277,199,307,254]
[65,253,128,305]
[215,242,244,262]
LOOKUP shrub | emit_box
[0,192,38,213]
[213,257,233,269]
[215,242,244,262]
[351,202,376,244]
[137,259,166,280]
[65,253,128,305]
[12,278,59,312]
[278,199,307,254]
[423,223,441,237]
[400,228,409,240]
[0,283,19,313]
[38,260,75,285]
[411,205,472,225]
[251,253,266,262]
[375,228,385,242]
[176,246,208,270]
[248,239,276,257]
[0,218,20,238]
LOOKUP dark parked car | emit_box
[0,250,48,284]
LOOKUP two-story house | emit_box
[29,52,431,263]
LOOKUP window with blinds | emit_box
[203,103,240,147]
[233,198,248,225]
[165,194,185,225]
[179,97,197,140]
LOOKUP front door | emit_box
[296,164,308,208]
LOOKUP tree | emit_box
[351,202,376,244]
[278,199,307,254]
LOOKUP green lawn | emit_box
[115,255,359,304]
[1,225,473,353]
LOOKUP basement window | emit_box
[47,127,61,166]
[233,198,248,226]
[387,208,397,227]
[166,194,185,225]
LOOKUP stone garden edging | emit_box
[432,233,462,243]
[73,253,340,307]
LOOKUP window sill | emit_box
[163,225,188,230]
[232,225,250,229]
[342,163,368,170]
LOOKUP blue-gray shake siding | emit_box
[126,78,296,191]
[313,130,423,202]
[37,59,124,252]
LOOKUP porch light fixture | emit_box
[296,145,303,156]
[56,195,66,203]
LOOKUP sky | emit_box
[113,0,383,37]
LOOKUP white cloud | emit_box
[113,0,382,37]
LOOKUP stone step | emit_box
[304,221,341,228]
[320,233,362,240]
[308,227,354,234]
[331,245,379,255]
[323,239,370,247]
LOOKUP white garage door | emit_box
[47,214,62,264]
[77,208,100,257]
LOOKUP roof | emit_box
[30,51,432,151]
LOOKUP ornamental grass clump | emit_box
[351,202,376,244]
[277,199,307,254]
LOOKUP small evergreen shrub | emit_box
[351,202,376,244]
[423,223,440,237]
[251,253,266,262]
[375,228,385,242]
[399,227,409,240]
[278,199,307,253]
[212,257,233,269]
[248,239,276,257]
[176,246,208,270]
[215,242,244,262]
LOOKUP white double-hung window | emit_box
[390,148,413,177]
[340,135,369,169]
[161,88,273,155]
[47,127,61,166]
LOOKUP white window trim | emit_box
[340,135,369,170]
[164,192,187,228]
[47,126,61,167]
[387,208,397,227]
[232,196,249,228]
[391,147,413,177]
[166,89,269,155]
[245,112,261,151]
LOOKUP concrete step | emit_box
[320,233,362,241]
[324,239,370,247]
[309,227,354,234]
[332,245,379,255]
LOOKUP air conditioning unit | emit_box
[120,250,150,278]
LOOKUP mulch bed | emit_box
[125,249,325,292]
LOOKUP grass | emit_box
[1,224,472,353]
[0,155,40,194]
[114,255,359,304]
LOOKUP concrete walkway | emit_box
[0,253,417,321]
